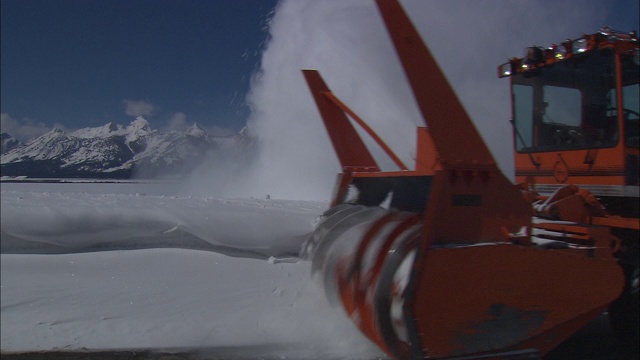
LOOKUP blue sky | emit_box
[1,0,277,140]
[1,0,638,145]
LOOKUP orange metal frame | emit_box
[302,0,627,358]
[508,28,639,238]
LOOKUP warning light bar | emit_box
[498,26,638,78]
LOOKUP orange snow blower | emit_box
[301,0,635,358]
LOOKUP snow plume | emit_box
[165,112,188,131]
[178,0,612,200]
[232,0,611,201]
[123,99,155,117]
[181,140,258,199]
[241,0,421,201]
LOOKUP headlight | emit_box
[572,37,588,54]
[498,62,512,78]
[554,44,567,59]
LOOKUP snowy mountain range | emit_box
[1,117,252,179]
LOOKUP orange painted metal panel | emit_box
[592,215,640,230]
[322,91,409,171]
[415,127,441,173]
[515,147,627,187]
[422,170,531,245]
[375,0,495,168]
[301,69,379,173]
[409,245,625,357]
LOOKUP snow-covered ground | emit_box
[0,182,387,359]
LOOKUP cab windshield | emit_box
[620,53,639,147]
[512,49,640,152]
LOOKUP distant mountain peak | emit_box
[185,123,207,137]
[130,116,150,130]
[125,117,153,145]
[72,122,122,139]
[1,118,253,179]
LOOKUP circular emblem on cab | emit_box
[553,160,569,183]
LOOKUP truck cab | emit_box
[499,27,639,218]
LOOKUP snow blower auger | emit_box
[300,0,628,358]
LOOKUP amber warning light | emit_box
[498,26,638,78]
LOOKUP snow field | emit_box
[0,182,386,358]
